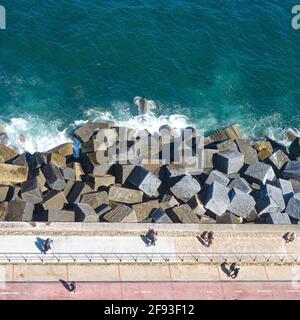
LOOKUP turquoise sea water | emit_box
[0,0,300,151]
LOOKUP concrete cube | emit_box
[265,212,291,225]
[255,184,285,214]
[169,205,201,223]
[132,200,160,222]
[216,211,243,224]
[244,161,276,185]
[170,175,201,203]
[228,177,252,194]
[274,179,294,205]
[48,210,75,222]
[5,200,34,222]
[150,208,172,223]
[228,188,256,219]
[204,181,230,216]
[42,191,67,211]
[103,204,137,222]
[109,186,143,204]
[286,193,300,221]
[205,170,230,186]
[42,162,66,191]
[214,151,244,174]
[74,203,99,222]
[283,161,300,181]
[80,191,109,209]
[235,139,258,165]
[67,182,93,204]
[21,178,43,205]
[267,150,290,171]
[289,137,300,158]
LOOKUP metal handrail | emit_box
[0,252,298,263]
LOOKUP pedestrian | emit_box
[286,232,296,243]
[230,267,240,279]
[69,281,76,294]
[43,238,53,254]
[228,263,236,277]
[207,231,214,247]
[146,229,157,247]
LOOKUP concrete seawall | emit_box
[0,222,299,237]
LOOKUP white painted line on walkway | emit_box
[257,290,272,293]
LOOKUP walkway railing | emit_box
[0,253,299,264]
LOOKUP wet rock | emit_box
[132,200,160,222]
[5,200,34,222]
[47,153,67,168]
[204,181,230,216]
[74,121,114,143]
[228,188,256,219]
[0,163,28,185]
[283,161,300,181]
[235,139,258,165]
[286,193,300,221]
[102,204,137,222]
[255,184,285,214]
[74,203,99,222]
[0,185,9,202]
[169,205,201,223]
[0,144,18,163]
[244,161,275,185]
[289,137,300,159]
[109,186,143,204]
[127,166,161,198]
[48,209,75,222]
[214,151,244,175]
[254,141,273,161]
[210,124,241,141]
[80,191,109,209]
[170,175,201,203]
[48,143,73,157]
[42,163,66,191]
[205,170,230,187]
[33,152,47,168]
[150,208,172,223]
[228,177,252,194]
[264,212,291,224]
[42,191,67,211]
[21,178,43,204]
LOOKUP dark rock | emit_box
[21,178,43,204]
[42,163,66,191]
[112,164,136,184]
[289,137,300,158]
[283,161,300,181]
[150,208,172,223]
[67,182,93,203]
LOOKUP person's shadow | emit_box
[220,262,230,277]
[59,279,72,292]
[197,236,208,247]
[282,232,289,242]
[35,237,46,253]
[140,235,150,247]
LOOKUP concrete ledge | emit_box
[0,222,298,237]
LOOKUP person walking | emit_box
[230,267,240,279]
[207,231,214,247]
[146,229,158,247]
[43,238,53,254]
[69,281,76,294]
[286,232,296,243]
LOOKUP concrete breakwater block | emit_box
[0,163,29,185]
[160,194,179,211]
[62,167,76,181]
[67,182,93,204]
[255,184,285,214]
[283,161,300,181]
[47,143,74,157]
[109,186,143,204]
[204,181,230,216]
[132,200,160,222]
[205,170,230,186]
[228,177,252,194]
[74,121,114,143]
[102,204,137,223]
[244,161,275,185]
[80,191,109,209]
[274,179,294,205]
[0,185,9,202]
[170,175,201,203]
[286,193,300,221]
[0,144,18,162]
[42,162,66,191]
[48,209,75,222]
[169,204,201,223]
[42,191,67,211]
[216,211,243,224]
[267,150,290,171]
[235,139,258,165]
[289,137,300,159]
[5,200,34,222]
[47,153,67,168]
[74,203,99,222]
[127,166,161,198]
[264,212,291,225]
[150,208,172,223]
[214,151,244,175]
[21,178,43,204]
[228,188,256,219]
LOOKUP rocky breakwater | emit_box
[0,121,299,225]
